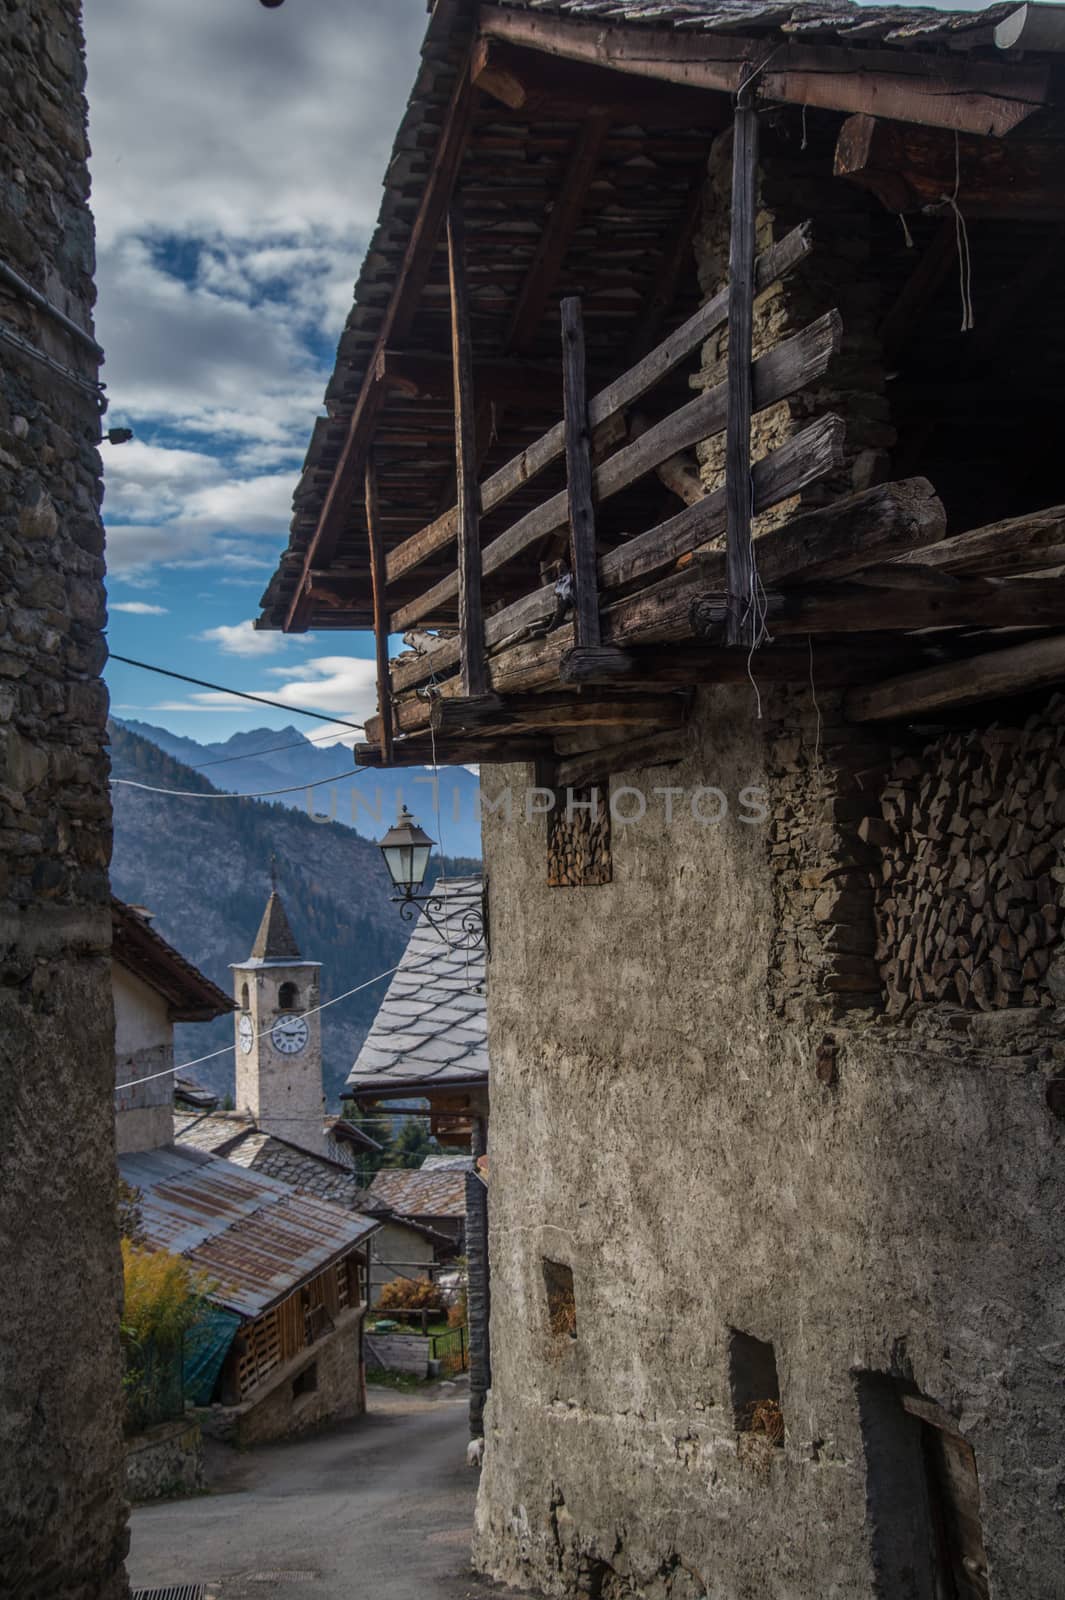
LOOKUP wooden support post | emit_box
[561,297,600,649]
[447,206,487,697]
[724,81,758,648]
[364,457,393,766]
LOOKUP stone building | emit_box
[0,2,129,1595]
[112,897,234,1155]
[258,2,1065,1595]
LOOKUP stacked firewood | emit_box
[875,696,1065,1014]
[547,789,612,888]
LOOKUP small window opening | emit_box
[240,981,250,1011]
[729,1329,784,1446]
[292,1362,318,1398]
[278,980,299,1010]
[857,1374,989,1600]
[542,1259,577,1341]
[547,787,612,887]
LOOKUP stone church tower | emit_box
[231,889,329,1157]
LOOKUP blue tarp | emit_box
[183,1306,243,1405]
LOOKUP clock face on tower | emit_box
[271,1013,309,1055]
[238,1013,254,1055]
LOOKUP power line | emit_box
[110,770,358,801]
[108,652,366,734]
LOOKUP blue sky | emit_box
[85,0,428,745]
[86,0,982,748]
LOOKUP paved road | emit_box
[128,1384,527,1600]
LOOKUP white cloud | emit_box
[199,619,312,658]
[109,600,169,615]
[254,654,380,724]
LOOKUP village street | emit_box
[127,1383,523,1600]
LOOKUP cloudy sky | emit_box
[86,0,427,744]
[86,0,964,750]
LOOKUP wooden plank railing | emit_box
[373,218,848,747]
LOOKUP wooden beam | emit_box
[845,633,1065,723]
[561,297,600,648]
[471,35,730,127]
[507,112,611,353]
[478,10,1049,136]
[390,307,841,630]
[724,86,758,648]
[626,174,705,365]
[383,222,812,588]
[376,349,572,409]
[555,729,690,788]
[901,504,1065,578]
[835,115,1065,219]
[560,640,920,689]
[692,576,1065,638]
[427,691,685,735]
[364,458,393,765]
[354,732,552,769]
[284,59,476,629]
[447,207,486,698]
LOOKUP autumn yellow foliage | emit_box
[376,1275,445,1313]
[121,1239,214,1349]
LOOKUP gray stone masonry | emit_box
[0,2,129,1596]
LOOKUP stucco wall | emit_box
[369,1219,435,1304]
[0,2,129,1595]
[113,962,173,1154]
[473,685,1065,1600]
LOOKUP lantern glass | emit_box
[378,807,435,892]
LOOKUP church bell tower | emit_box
[231,887,328,1156]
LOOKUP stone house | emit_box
[349,874,492,1428]
[1,2,129,1594]
[113,897,234,1155]
[257,2,1065,1595]
[111,890,382,1444]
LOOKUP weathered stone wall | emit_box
[0,2,128,1596]
[473,684,1065,1600]
[124,1419,204,1505]
[235,1311,366,1446]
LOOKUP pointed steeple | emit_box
[249,890,301,961]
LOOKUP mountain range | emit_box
[115,717,483,859]
[108,721,481,1107]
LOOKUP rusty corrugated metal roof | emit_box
[119,1146,378,1320]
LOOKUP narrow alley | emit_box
[127,1385,521,1600]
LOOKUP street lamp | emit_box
[377,805,486,951]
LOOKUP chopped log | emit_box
[391,309,842,629]
[555,729,690,789]
[845,633,1065,722]
[899,505,1065,578]
[382,223,812,587]
[561,297,600,648]
[447,208,486,697]
[364,457,393,765]
[835,115,1065,220]
[725,84,758,648]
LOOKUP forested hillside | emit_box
[108,722,477,1105]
